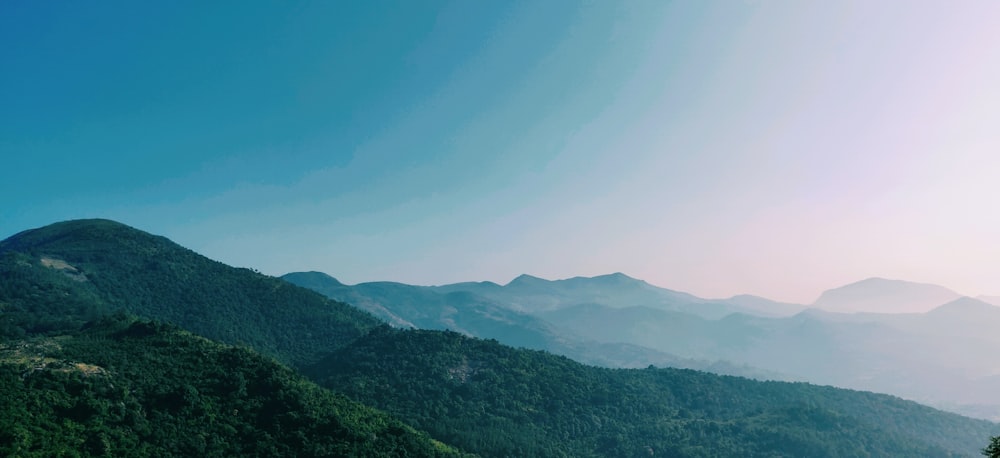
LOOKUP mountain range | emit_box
[1,219,997,456]
[285,269,1000,421]
[281,271,778,378]
[812,277,963,313]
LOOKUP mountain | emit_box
[924,297,1000,336]
[284,268,1000,421]
[282,271,784,379]
[0,219,466,455]
[433,272,754,319]
[4,219,998,456]
[812,277,961,313]
[720,294,808,316]
[978,295,1000,306]
[0,315,463,457]
[309,327,997,457]
[539,296,1000,420]
[282,271,578,352]
[0,219,381,369]
[537,303,744,359]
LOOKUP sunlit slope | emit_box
[0,219,381,368]
[0,316,466,457]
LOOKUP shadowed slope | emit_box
[0,219,381,368]
[309,327,996,457]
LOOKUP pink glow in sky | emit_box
[6,1,1000,305]
[179,1,1000,304]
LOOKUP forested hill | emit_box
[311,327,997,457]
[0,219,380,368]
[0,315,465,457]
[2,219,997,457]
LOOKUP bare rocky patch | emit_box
[39,256,88,282]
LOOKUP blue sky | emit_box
[3,1,1000,303]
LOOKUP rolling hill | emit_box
[0,316,463,457]
[0,219,381,369]
[282,271,781,378]
[310,327,996,457]
[432,272,751,319]
[287,268,1000,420]
[2,219,997,456]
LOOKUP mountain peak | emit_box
[590,272,640,283]
[506,272,646,289]
[559,272,650,289]
[0,218,173,255]
[281,271,345,287]
[927,296,999,315]
[506,274,549,287]
[813,277,961,313]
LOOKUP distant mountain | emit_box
[433,272,754,319]
[4,219,998,457]
[978,295,1000,306]
[282,271,778,378]
[927,296,1000,319]
[720,294,808,316]
[309,327,996,457]
[538,303,749,360]
[283,271,575,350]
[285,269,1000,421]
[285,268,1000,421]
[812,277,961,313]
[541,295,1000,420]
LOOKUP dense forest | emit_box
[0,219,380,369]
[0,315,463,457]
[1,219,997,456]
[312,326,994,457]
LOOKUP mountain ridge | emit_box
[282,270,787,379]
[286,268,1000,420]
[812,277,962,314]
[4,219,999,456]
[0,219,381,369]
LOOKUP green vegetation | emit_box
[985,436,1000,457]
[312,327,996,457]
[2,219,998,457]
[0,219,381,368]
[0,315,465,457]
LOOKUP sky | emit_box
[3,1,1000,304]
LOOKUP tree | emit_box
[984,436,1000,457]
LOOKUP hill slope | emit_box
[542,298,1000,419]
[0,219,381,368]
[0,315,463,457]
[310,327,996,457]
[432,272,748,319]
[3,219,997,456]
[282,271,780,378]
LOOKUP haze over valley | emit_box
[4,1,1000,456]
[285,269,1000,421]
[2,219,997,456]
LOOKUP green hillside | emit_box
[311,327,996,457]
[0,219,380,368]
[2,219,997,457]
[0,315,464,457]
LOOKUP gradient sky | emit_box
[3,1,1000,304]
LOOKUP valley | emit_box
[1,219,996,456]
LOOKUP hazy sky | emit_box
[3,1,999,303]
